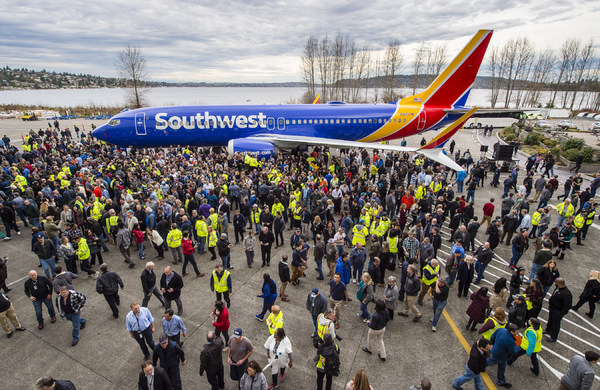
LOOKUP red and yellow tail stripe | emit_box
[420,107,478,150]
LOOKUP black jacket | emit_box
[278,260,290,283]
[199,337,224,375]
[152,341,185,368]
[233,214,246,229]
[259,230,274,247]
[96,271,124,295]
[160,272,184,300]
[216,239,231,256]
[141,269,158,294]
[138,365,173,390]
[549,286,573,315]
[404,272,421,296]
[474,246,494,265]
[24,276,53,300]
[368,310,389,330]
[467,342,489,375]
[33,240,56,259]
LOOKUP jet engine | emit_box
[227,138,276,160]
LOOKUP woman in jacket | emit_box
[357,272,374,322]
[211,300,230,348]
[362,299,389,362]
[506,267,525,309]
[490,278,509,313]
[264,328,293,389]
[466,287,490,331]
[239,360,268,390]
[256,273,277,321]
[85,229,103,267]
[457,256,475,298]
[57,237,77,274]
[572,270,600,318]
[524,279,544,320]
[146,227,164,259]
[383,276,399,320]
[507,318,543,376]
[536,260,559,296]
[345,369,373,390]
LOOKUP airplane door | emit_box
[135,112,147,135]
[277,117,285,130]
[417,110,426,131]
[267,117,275,130]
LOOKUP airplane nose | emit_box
[92,126,108,142]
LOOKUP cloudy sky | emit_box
[2,0,599,83]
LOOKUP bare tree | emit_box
[551,39,573,107]
[317,35,331,103]
[488,46,503,108]
[355,47,371,103]
[301,35,319,103]
[383,39,403,102]
[116,44,149,108]
[560,39,582,108]
[425,43,447,85]
[525,49,555,107]
[412,41,427,95]
[511,37,535,108]
[570,39,595,110]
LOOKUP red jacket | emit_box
[132,229,145,244]
[212,307,230,331]
[483,202,495,217]
[182,238,194,255]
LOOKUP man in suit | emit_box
[153,334,185,390]
[138,359,173,390]
[141,262,166,308]
[546,278,573,342]
[160,266,184,316]
[199,331,225,390]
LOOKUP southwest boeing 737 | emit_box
[92,30,494,172]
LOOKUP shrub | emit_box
[524,132,545,145]
[582,146,594,163]
[563,148,580,161]
[561,138,585,152]
[542,138,558,148]
[550,146,561,156]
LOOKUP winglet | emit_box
[419,107,478,150]
[313,94,321,104]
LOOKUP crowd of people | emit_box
[0,125,598,390]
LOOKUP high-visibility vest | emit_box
[76,238,90,260]
[293,205,302,220]
[352,225,369,246]
[106,216,119,233]
[379,219,390,235]
[14,175,27,189]
[481,317,506,340]
[91,202,103,221]
[520,326,543,353]
[212,270,230,293]
[317,344,339,369]
[415,186,426,200]
[573,213,585,229]
[208,213,218,230]
[522,294,534,310]
[195,220,208,237]
[370,221,383,238]
[429,181,442,193]
[363,214,371,229]
[531,212,541,226]
[294,190,302,201]
[208,231,217,247]
[251,209,262,223]
[556,202,574,217]
[267,311,283,335]
[388,235,398,253]
[317,313,333,341]
[166,229,183,248]
[585,210,596,225]
[75,200,85,211]
[421,264,440,286]
[272,203,285,216]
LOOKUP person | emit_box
[228,328,254,386]
[418,259,439,306]
[233,209,246,244]
[147,227,165,259]
[509,229,528,269]
[116,221,136,268]
[506,267,525,309]
[546,278,572,342]
[211,264,232,308]
[357,272,375,322]
[265,305,283,336]
[138,359,173,390]
[315,333,340,390]
[571,270,600,318]
[507,318,543,376]
[486,323,520,389]
[162,308,186,347]
[166,224,184,265]
[452,338,492,390]
[239,360,268,390]
[141,262,166,308]
[55,285,86,347]
[33,235,57,279]
[211,300,230,348]
[429,278,449,332]
[335,251,352,285]
[53,266,77,294]
[328,272,348,329]
[259,226,274,267]
[345,369,373,390]
[457,256,474,298]
[0,256,9,293]
[95,264,124,318]
[264,327,293,389]
[398,264,422,322]
[559,351,600,390]
[473,242,493,285]
[362,299,389,362]
[350,243,367,283]
[153,334,185,390]
[278,255,290,302]
[35,376,77,390]
[75,235,98,279]
[490,278,509,314]
[207,226,218,260]
[537,260,560,296]
[408,379,432,390]
[466,287,490,331]
[383,275,399,320]
[244,230,256,268]
[160,266,184,316]
[126,302,155,359]
[314,233,325,280]
[24,270,56,330]
[508,294,528,328]
[0,291,26,338]
[479,308,507,341]
[290,241,307,286]
[256,273,277,321]
[199,331,225,390]
[307,287,329,337]
[529,240,553,284]
[181,231,205,278]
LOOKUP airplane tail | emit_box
[419,107,478,149]
[410,30,492,108]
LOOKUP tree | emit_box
[301,35,319,103]
[412,41,427,95]
[570,39,595,110]
[116,44,149,108]
[382,39,403,102]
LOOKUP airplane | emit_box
[92,30,494,172]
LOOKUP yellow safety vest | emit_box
[429,181,442,193]
[370,221,383,238]
[267,311,283,335]
[531,212,541,226]
[556,202,574,217]
[208,213,218,230]
[14,175,27,188]
[481,318,506,340]
[520,326,543,353]
[251,209,262,223]
[195,220,208,237]
[75,200,85,211]
[91,202,103,221]
[421,264,440,286]
[352,225,369,246]
[272,203,285,216]
[76,238,90,260]
[293,205,302,220]
[585,210,596,225]
[573,213,585,229]
[208,231,217,247]
[379,219,390,235]
[106,216,119,233]
[317,313,333,341]
[166,229,182,248]
[317,344,339,369]
[415,186,427,200]
[388,235,398,253]
[363,214,371,229]
[212,270,230,293]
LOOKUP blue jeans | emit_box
[453,365,483,390]
[509,247,523,267]
[529,263,543,283]
[486,355,508,385]
[221,254,231,269]
[198,236,206,253]
[64,310,86,342]
[352,262,364,281]
[474,260,488,283]
[457,181,464,193]
[138,242,144,259]
[33,297,56,324]
[315,257,324,279]
[431,298,447,327]
[446,270,457,286]
[359,301,371,320]
[257,299,275,319]
[466,190,475,203]
[556,215,566,228]
[40,258,57,279]
[254,222,261,233]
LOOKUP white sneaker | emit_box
[92,271,99,280]
[17,231,21,235]
[431,326,437,332]
[3,237,11,240]
[353,279,357,284]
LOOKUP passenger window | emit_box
[309,119,312,124]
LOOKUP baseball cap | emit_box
[312,288,319,294]
[233,328,242,338]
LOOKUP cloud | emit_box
[0,0,598,82]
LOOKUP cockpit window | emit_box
[108,119,120,126]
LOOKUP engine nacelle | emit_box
[227,138,275,160]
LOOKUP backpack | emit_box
[356,281,365,301]
[321,344,340,377]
